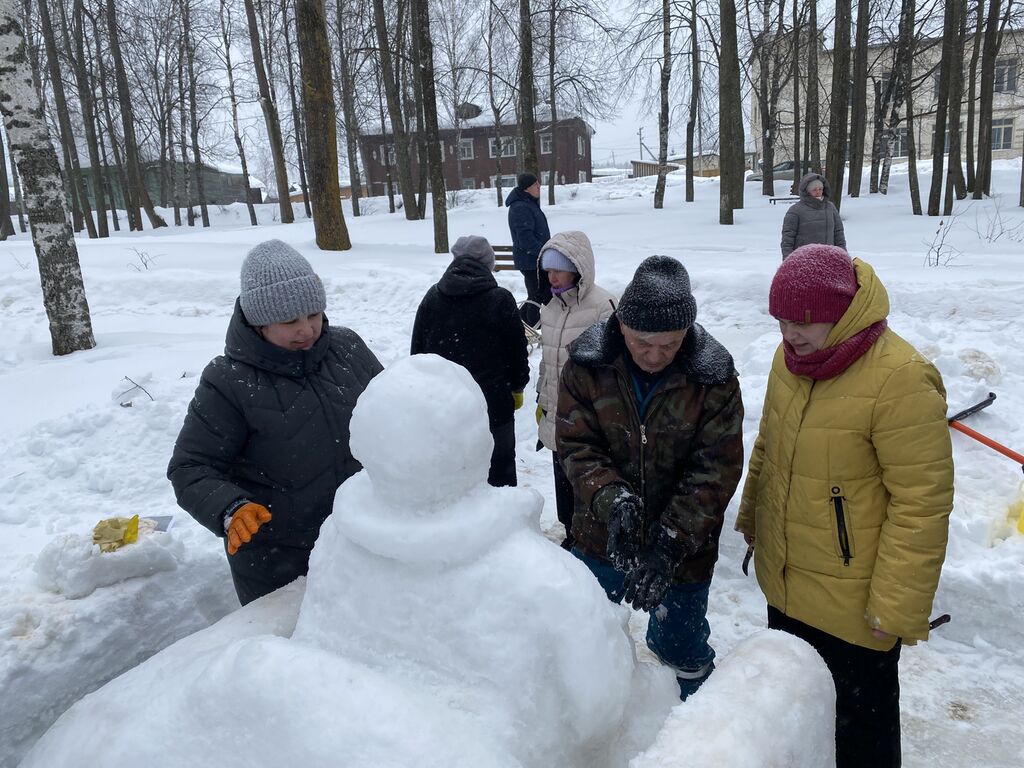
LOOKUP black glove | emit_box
[606,492,644,571]
[623,524,685,612]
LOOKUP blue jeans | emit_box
[573,549,715,700]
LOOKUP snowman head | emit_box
[349,354,494,505]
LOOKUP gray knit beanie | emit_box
[541,248,578,274]
[617,255,697,333]
[239,240,327,326]
[451,235,496,272]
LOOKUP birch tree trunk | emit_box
[0,2,95,354]
[243,0,294,222]
[654,0,672,209]
[411,0,448,252]
[295,0,350,249]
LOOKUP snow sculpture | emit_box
[294,353,679,767]
[23,354,676,768]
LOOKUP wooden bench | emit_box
[493,245,518,271]
[769,196,800,205]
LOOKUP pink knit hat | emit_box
[769,244,857,323]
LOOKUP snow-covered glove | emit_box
[226,503,272,555]
[623,524,684,613]
[606,491,644,571]
[513,390,525,410]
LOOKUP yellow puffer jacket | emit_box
[736,259,953,651]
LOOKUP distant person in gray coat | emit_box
[781,173,847,259]
[168,240,383,606]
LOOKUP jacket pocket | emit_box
[830,484,855,566]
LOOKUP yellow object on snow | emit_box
[92,515,140,552]
[1012,481,1024,535]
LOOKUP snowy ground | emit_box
[2,163,1023,767]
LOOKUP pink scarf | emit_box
[784,320,887,380]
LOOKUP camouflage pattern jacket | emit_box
[556,317,744,583]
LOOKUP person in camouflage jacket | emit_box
[556,256,744,699]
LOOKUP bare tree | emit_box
[806,0,821,171]
[38,0,96,237]
[69,0,108,236]
[411,0,448,251]
[293,0,348,248]
[944,0,968,214]
[283,0,311,218]
[243,0,294,221]
[104,0,166,229]
[372,0,419,217]
[719,0,745,223]
[219,0,258,226]
[824,0,851,210]
[335,0,366,217]
[0,125,16,238]
[928,0,957,214]
[846,0,869,196]
[685,0,700,202]
[790,0,801,192]
[653,0,672,209]
[974,0,1003,198]
[0,1,95,355]
[518,0,538,173]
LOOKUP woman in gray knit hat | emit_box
[168,240,383,605]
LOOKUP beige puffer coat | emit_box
[536,231,616,449]
[735,259,954,650]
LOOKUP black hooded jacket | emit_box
[410,257,530,426]
[168,300,383,552]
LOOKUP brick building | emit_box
[359,115,595,196]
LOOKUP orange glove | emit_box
[226,503,272,555]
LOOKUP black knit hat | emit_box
[617,255,697,332]
[517,172,538,190]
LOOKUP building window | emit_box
[892,127,909,158]
[540,171,551,185]
[458,138,474,160]
[876,71,893,99]
[382,144,396,165]
[994,59,1018,93]
[992,118,1014,150]
[578,170,587,184]
[540,133,553,155]
[462,178,476,189]
[576,135,585,156]
[490,173,518,189]
[488,136,517,158]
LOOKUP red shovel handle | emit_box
[949,420,1024,467]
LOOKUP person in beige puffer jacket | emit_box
[736,244,953,768]
[535,230,616,548]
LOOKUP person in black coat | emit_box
[168,240,383,605]
[410,235,530,487]
[505,172,551,327]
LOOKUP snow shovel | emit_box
[947,392,1024,533]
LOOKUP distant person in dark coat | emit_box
[505,172,551,327]
[168,240,383,606]
[781,172,847,259]
[410,235,530,487]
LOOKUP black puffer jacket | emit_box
[168,300,382,559]
[410,257,529,426]
[505,186,551,271]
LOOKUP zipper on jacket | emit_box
[832,490,852,566]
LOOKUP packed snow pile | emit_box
[23,355,680,768]
[631,630,836,768]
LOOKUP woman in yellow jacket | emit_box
[736,244,953,768]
